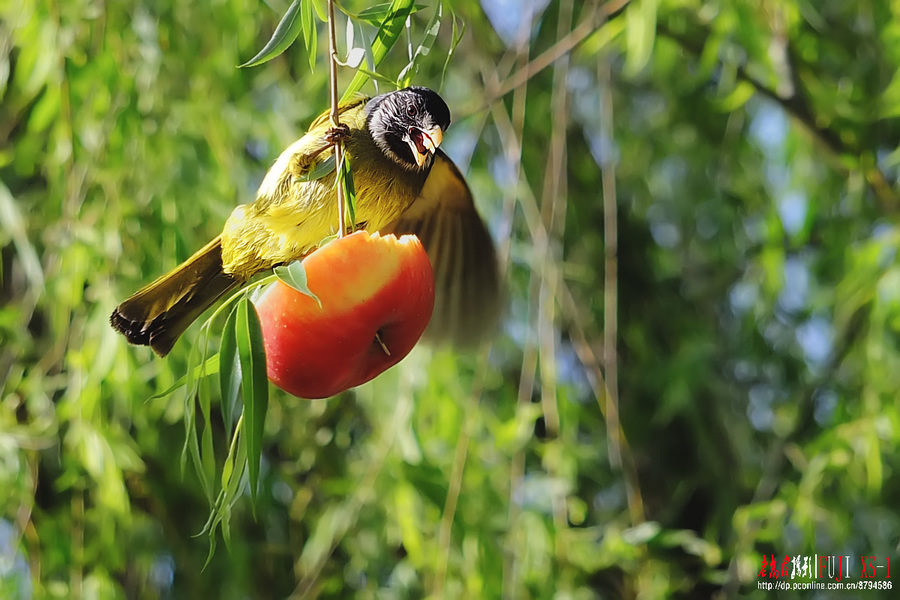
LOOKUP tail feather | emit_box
[110,236,240,356]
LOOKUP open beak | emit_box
[408,125,444,168]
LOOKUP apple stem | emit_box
[327,0,348,238]
[374,332,392,356]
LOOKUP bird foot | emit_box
[325,124,350,145]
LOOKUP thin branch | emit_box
[485,9,538,595]
[499,0,628,98]
[598,42,620,489]
[327,0,348,237]
[488,62,647,576]
[489,53,646,534]
[536,0,575,564]
[597,36,645,527]
[460,0,631,119]
[556,278,643,523]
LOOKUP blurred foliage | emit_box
[2,0,899,598]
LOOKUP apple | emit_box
[253,231,435,399]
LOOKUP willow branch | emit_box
[327,0,347,237]
[461,0,630,119]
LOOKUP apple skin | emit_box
[253,231,435,399]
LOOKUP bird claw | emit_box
[325,124,350,145]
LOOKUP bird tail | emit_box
[110,236,240,357]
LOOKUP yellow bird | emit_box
[111,87,500,356]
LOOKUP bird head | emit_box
[367,87,451,172]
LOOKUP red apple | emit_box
[253,231,435,399]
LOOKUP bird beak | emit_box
[408,125,444,168]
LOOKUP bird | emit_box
[110,86,501,356]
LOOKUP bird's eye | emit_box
[407,105,418,117]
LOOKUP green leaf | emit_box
[0,180,44,292]
[344,12,373,69]
[181,325,217,504]
[199,373,217,503]
[624,0,658,76]
[440,6,466,89]
[336,151,358,227]
[202,413,250,559]
[235,298,269,510]
[354,66,400,88]
[221,418,248,502]
[298,154,336,182]
[339,2,424,25]
[149,353,219,400]
[715,80,755,112]
[220,425,247,548]
[202,516,218,569]
[398,1,442,87]
[274,261,321,305]
[317,233,339,247]
[201,423,247,566]
[311,0,327,22]
[301,0,317,72]
[341,0,416,101]
[341,47,366,68]
[239,0,304,68]
[402,462,449,508]
[219,303,241,434]
[354,2,401,24]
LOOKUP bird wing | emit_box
[255,96,371,210]
[221,99,372,277]
[382,150,503,348]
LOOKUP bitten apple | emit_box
[253,231,435,399]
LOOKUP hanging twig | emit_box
[597,23,645,528]
[459,0,631,119]
[327,0,348,237]
[498,7,536,596]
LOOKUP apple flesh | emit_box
[253,231,435,399]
